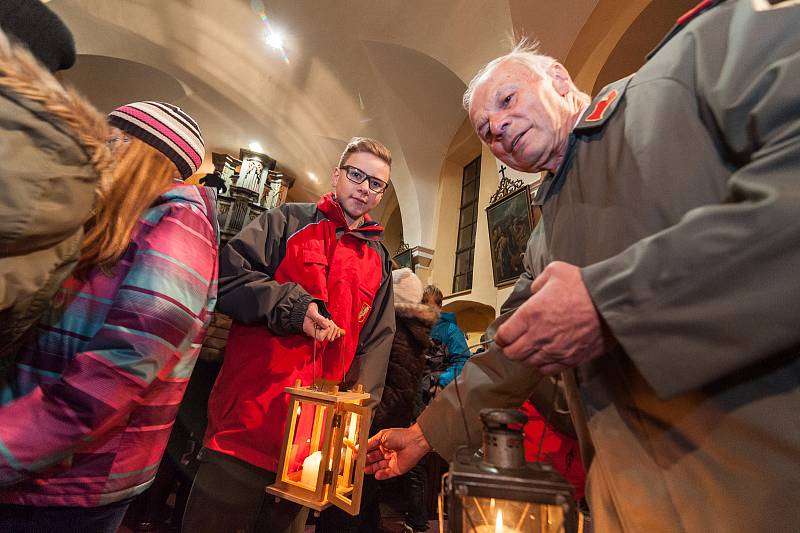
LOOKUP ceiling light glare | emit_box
[249,141,264,153]
[265,30,284,50]
[307,172,318,182]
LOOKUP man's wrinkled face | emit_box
[332,151,390,224]
[469,60,572,173]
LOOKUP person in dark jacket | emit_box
[318,267,437,533]
[183,137,396,533]
[372,268,439,432]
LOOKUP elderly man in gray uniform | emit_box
[366,1,800,531]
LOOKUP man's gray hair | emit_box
[462,38,557,111]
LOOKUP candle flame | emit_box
[495,509,503,532]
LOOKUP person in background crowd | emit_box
[0,0,106,372]
[318,266,438,533]
[183,137,396,533]
[421,285,471,389]
[0,101,219,533]
[389,284,472,533]
[199,170,227,196]
[366,2,800,531]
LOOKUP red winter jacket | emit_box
[204,193,395,472]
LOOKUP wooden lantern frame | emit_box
[266,379,372,515]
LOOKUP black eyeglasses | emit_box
[339,165,388,193]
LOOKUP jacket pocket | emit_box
[355,284,377,326]
[302,248,329,301]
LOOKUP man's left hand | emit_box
[364,423,431,480]
[495,261,606,374]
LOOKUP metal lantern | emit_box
[443,408,578,533]
[266,379,371,515]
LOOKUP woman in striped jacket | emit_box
[0,101,219,532]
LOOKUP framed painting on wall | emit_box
[486,186,538,287]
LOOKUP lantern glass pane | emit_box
[461,496,566,533]
[333,409,363,502]
[282,399,331,490]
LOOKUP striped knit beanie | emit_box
[108,101,204,179]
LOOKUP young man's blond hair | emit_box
[337,137,392,168]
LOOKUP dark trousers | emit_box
[0,498,131,533]
[126,451,193,531]
[404,456,430,532]
[315,474,379,533]
[316,464,430,533]
[125,414,198,531]
[181,448,308,533]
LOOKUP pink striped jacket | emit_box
[0,184,218,507]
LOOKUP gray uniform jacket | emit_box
[0,30,109,364]
[418,1,800,531]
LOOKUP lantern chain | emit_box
[310,323,346,389]
[459,337,564,465]
[312,324,319,388]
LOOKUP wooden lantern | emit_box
[266,379,372,515]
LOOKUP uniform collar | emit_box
[534,75,633,206]
[646,0,726,60]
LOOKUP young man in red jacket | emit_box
[183,138,396,533]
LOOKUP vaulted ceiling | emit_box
[47,0,694,248]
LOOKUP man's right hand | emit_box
[364,423,432,480]
[302,302,344,342]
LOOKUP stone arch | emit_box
[565,0,696,95]
[441,299,496,345]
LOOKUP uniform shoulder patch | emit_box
[575,76,632,131]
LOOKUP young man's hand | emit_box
[364,423,432,480]
[302,302,345,342]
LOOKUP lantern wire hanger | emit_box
[458,336,564,463]
[310,323,348,390]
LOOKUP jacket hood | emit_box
[439,311,458,325]
[431,311,459,341]
[0,28,112,191]
[396,301,438,324]
[396,302,439,345]
[317,192,385,241]
[156,183,219,233]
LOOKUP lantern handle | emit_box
[339,328,346,388]
[310,323,347,390]
[479,408,527,430]
[312,323,320,388]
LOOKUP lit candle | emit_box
[472,509,522,533]
[300,450,322,488]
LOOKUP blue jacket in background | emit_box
[432,312,471,387]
